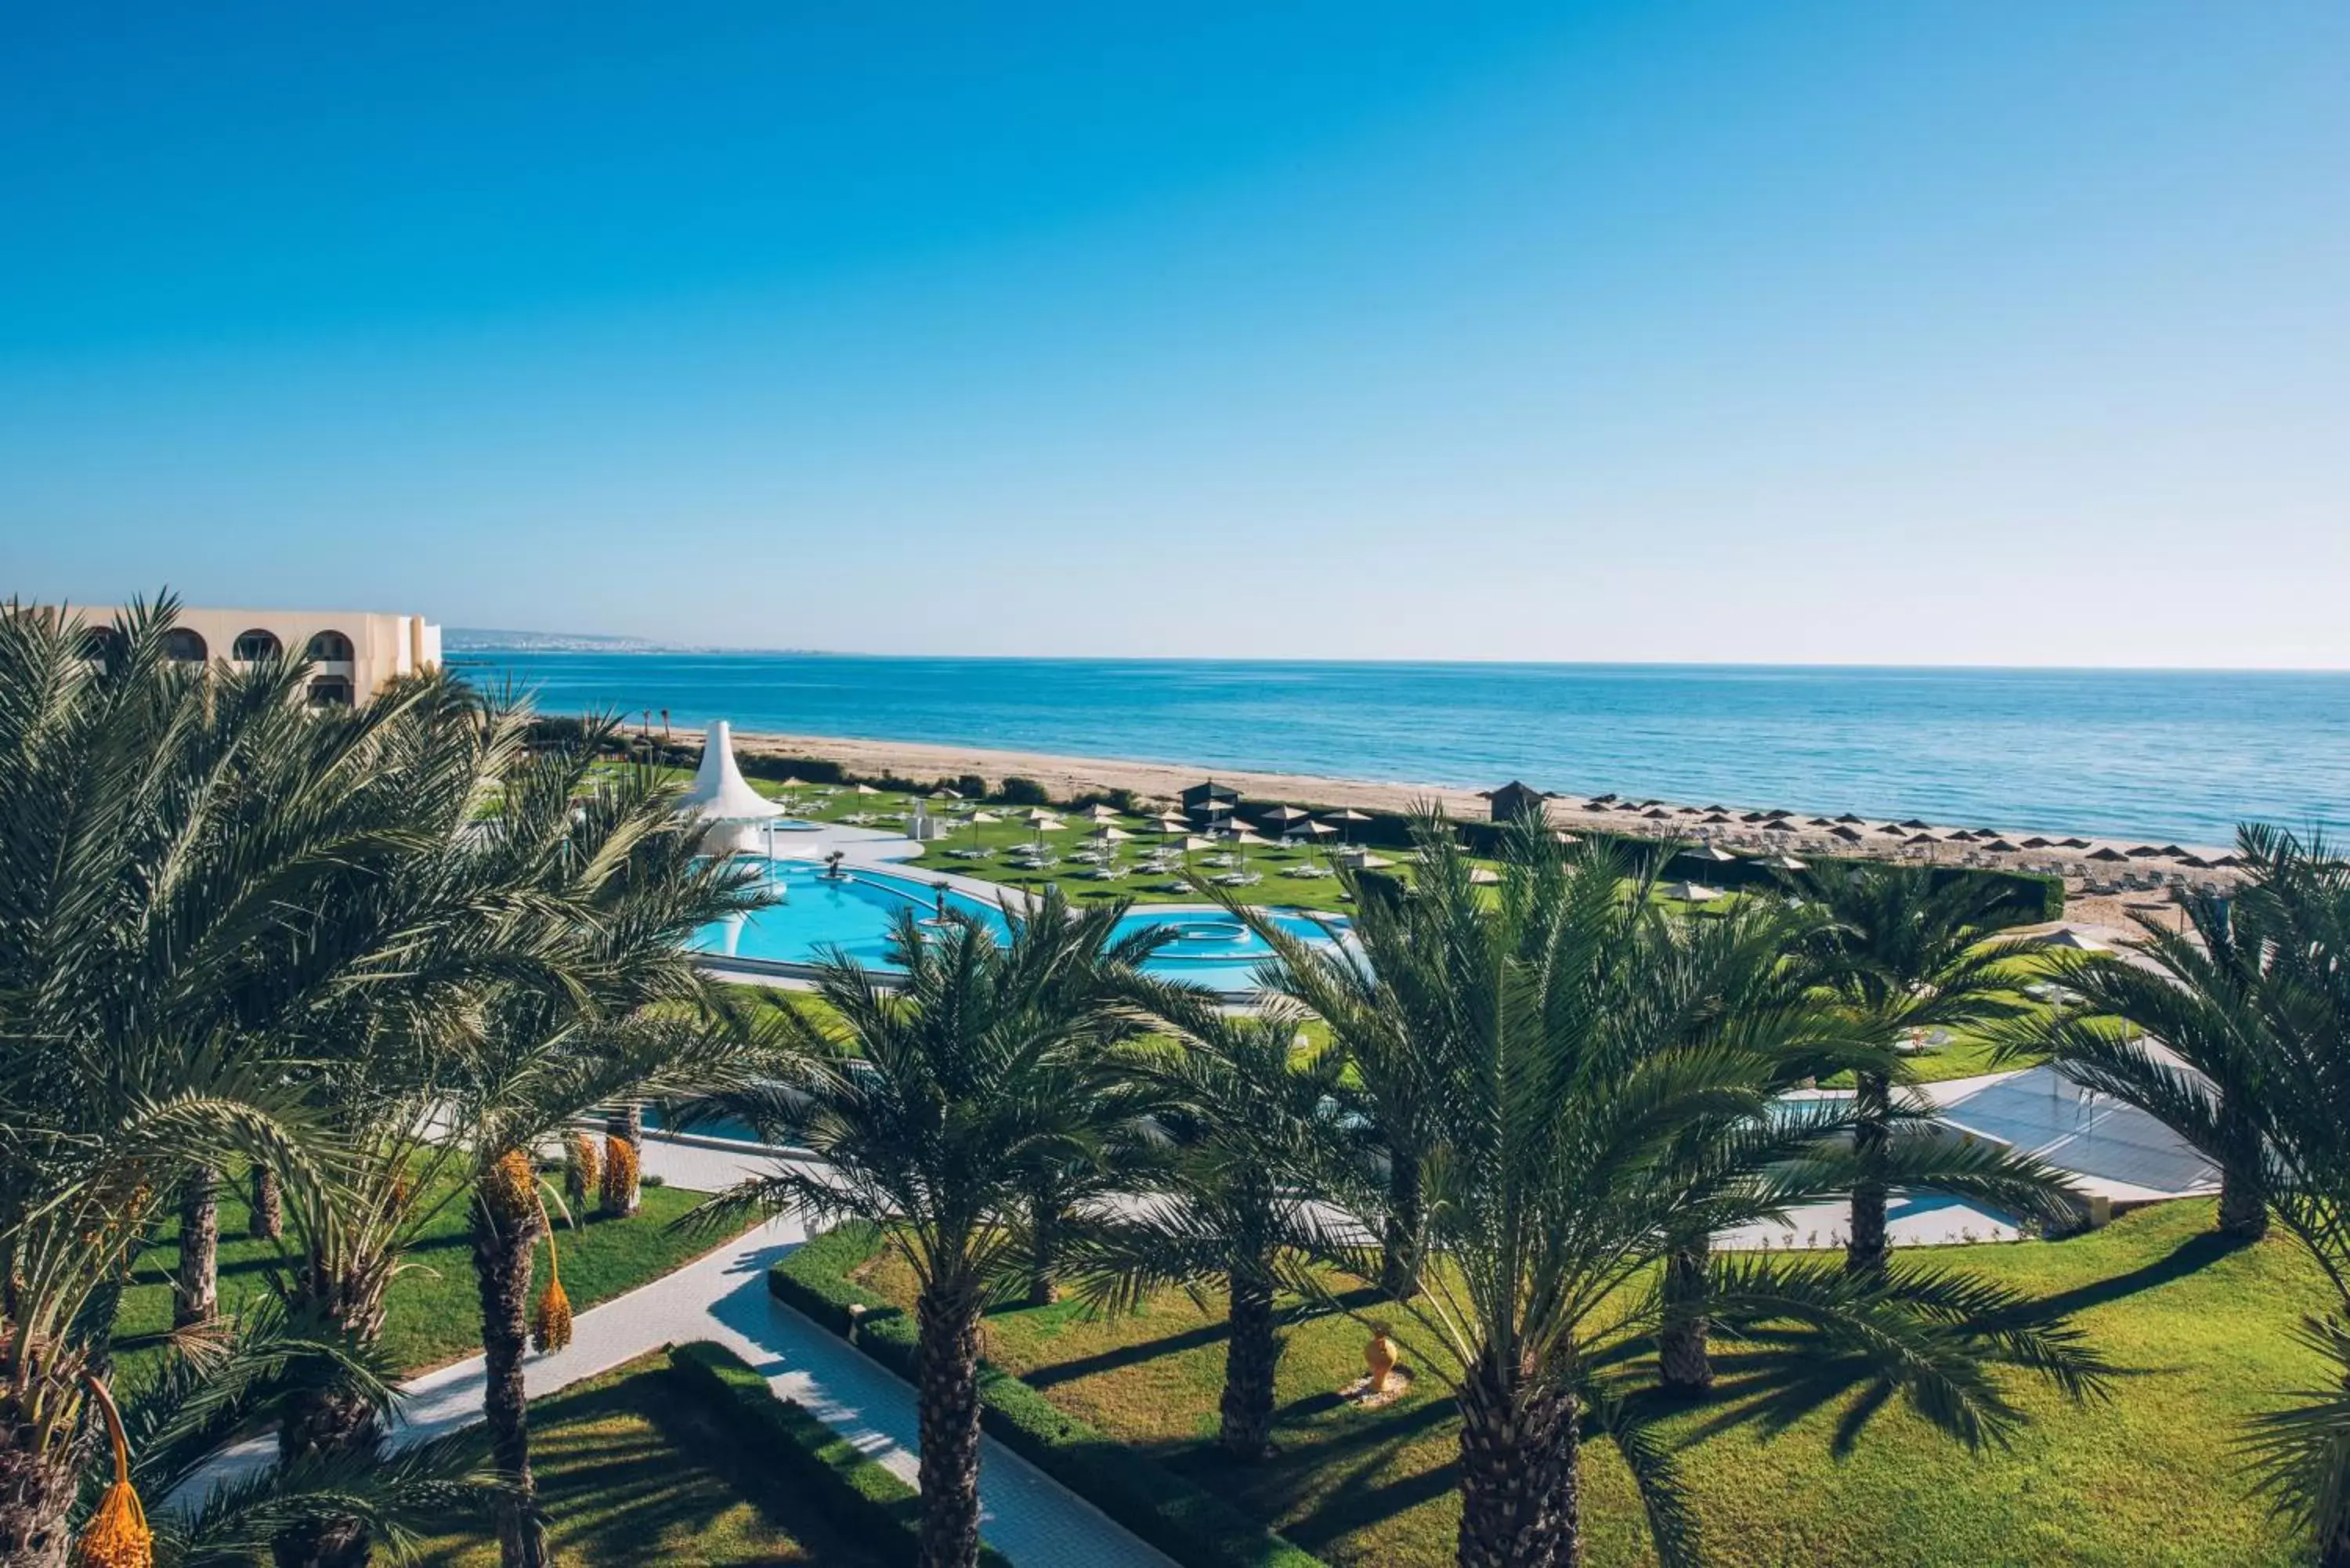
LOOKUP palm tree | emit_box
[0,599,381,1559]
[1225,804,1468,1300]
[0,599,527,1563]
[2014,874,2270,1237]
[1240,816,2106,1568]
[1791,862,2034,1274]
[2038,827,2350,1562]
[685,887,1155,1568]
[1073,998,1350,1460]
[446,724,768,1568]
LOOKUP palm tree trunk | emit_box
[2216,1168,2268,1240]
[1658,1230,1713,1396]
[174,1165,220,1329]
[251,1165,284,1240]
[2217,1096,2268,1240]
[471,1193,548,1568]
[915,1281,985,1568]
[1024,1182,1060,1308]
[1381,1147,1424,1302]
[1454,1347,1578,1568]
[0,1396,81,1568]
[1846,1069,1891,1276]
[1220,1265,1278,1460]
[273,1266,392,1568]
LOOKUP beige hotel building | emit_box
[65,605,442,706]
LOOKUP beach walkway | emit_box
[182,1137,1177,1568]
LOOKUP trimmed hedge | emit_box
[667,1339,1013,1568]
[770,1227,1329,1568]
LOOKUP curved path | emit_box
[184,1137,1175,1568]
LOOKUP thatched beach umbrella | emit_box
[1683,844,1739,865]
[2087,847,2128,863]
[1830,825,1866,844]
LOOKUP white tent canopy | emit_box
[681,721,786,823]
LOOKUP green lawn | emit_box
[120,1176,740,1381]
[413,1349,884,1567]
[851,1201,2327,1566]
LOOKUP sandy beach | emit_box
[656,723,2232,934]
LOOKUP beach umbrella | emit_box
[1899,818,1931,830]
[1907,832,1940,844]
[1765,808,1794,820]
[1324,808,1372,844]
[2087,847,2128,863]
[1701,804,1728,813]
[852,782,882,797]
[2210,854,2245,869]
[930,787,963,801]
[2176,854,2211,869]
[2157,844,2189,858]
[1353,852,1396,870]
[1642,807,1672,820]
[2019,836,2054,850]
[1983,839,2022,854]
[1177,835,1217,854]
[1829,826,1865,844]
[2034,926,2109,952]
[1468,867,1502,885]
[1876,824,1909,837]
[1226,826,1271,846]
[1682,844,1739,865]
[1662,881,1726,902]
[1092,826,1132,843]
[2058,837,2092,850]
[968,809,1002,825]
[1553,830,1580,845]
[1292,818,1336,836]
[1583,800,1614,812]
[1151,814,1191,833]
[1945,829,1978,843]
[1835,813,1866,824]
[1740,811,1768,824]
[1081,803,1123,822]
[2125,844,2165,858]
[1755,853,1809,872]
[1761,820,1797,834]
[1590,793,1619,804]
[1191,798,1234,821]
[1258,804,1311,827]
[1702,812,1734,825]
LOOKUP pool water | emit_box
[693,860,1347,992]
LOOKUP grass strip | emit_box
[772,1224,1328,1568]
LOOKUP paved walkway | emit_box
[182,1140,1175,1568]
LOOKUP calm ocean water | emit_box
[450,650,2348,847]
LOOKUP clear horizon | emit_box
[6,5,2347,668]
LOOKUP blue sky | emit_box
[4,3,2345,665]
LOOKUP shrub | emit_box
[999,775,1052,807]
[950,772,989,800]
[1070,787,1143,815]
[667,1341,1011,1568]
[771,1227,1326,1568]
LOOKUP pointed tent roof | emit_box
[681,722,786,822]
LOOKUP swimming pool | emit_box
[692,860,1349,992]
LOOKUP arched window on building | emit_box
[232,628,283,661]
[306,630,354,661]
[307,676,355,708]
[79,626,126,663]
[162,628,208,661]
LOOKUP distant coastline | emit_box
[451,647,2348,850]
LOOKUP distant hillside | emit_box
[443,627,672,653]
[443,627,836,656]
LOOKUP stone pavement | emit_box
[181,1142,1177,1567]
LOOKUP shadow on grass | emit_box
[2024,1225,2254,1320]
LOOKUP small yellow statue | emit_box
[1364,1321,1398,1396]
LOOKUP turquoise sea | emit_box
[449,649,2348,847]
